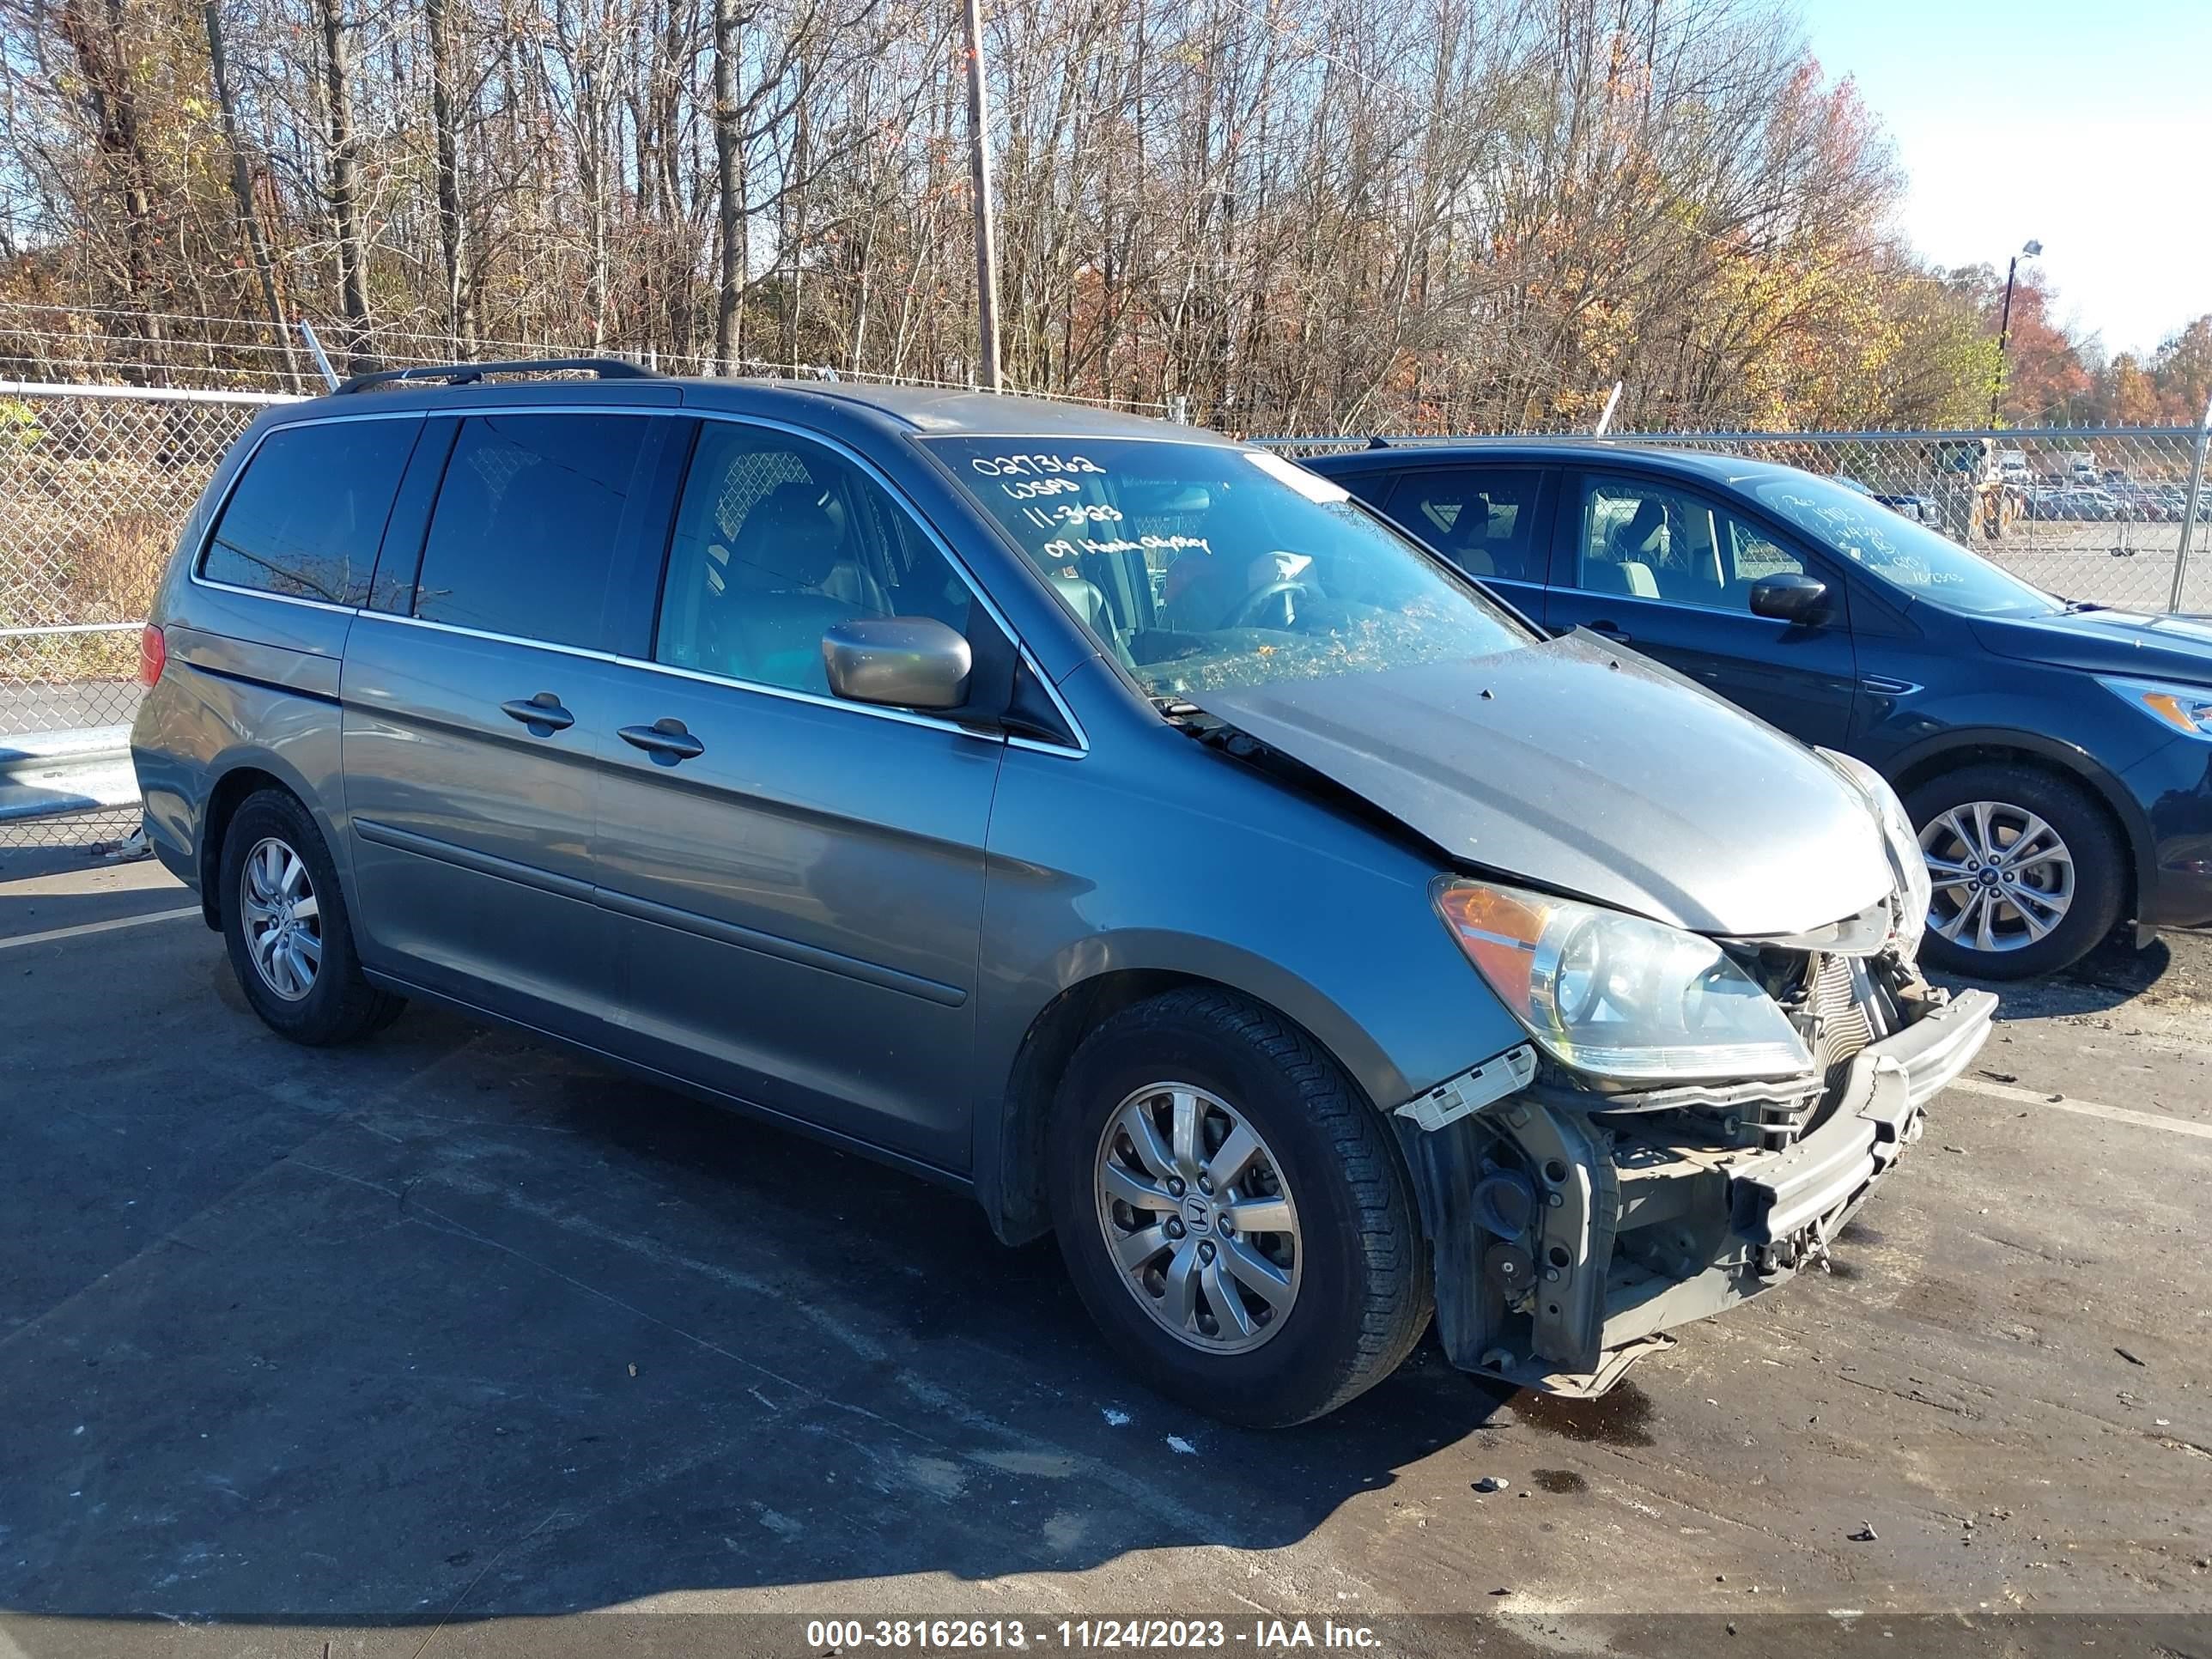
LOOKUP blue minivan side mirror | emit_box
[822,616,974,710]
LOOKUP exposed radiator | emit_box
[1806,951,1878,1090]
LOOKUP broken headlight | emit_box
[1814,747,1930,958]
[1434,878,1814,1083]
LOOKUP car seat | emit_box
[721,481,868,693]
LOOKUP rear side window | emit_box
[200,419,416,605]
[1383,467,1547,582]
[413,413,646,649]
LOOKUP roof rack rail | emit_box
[331,356,663,395]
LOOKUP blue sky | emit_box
[1796,0,2210,359]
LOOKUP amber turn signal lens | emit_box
[1434,881,1548,1010]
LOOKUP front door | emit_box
[587,417,1003,1170]
[1543,471,1860,744]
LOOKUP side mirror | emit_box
[1748,571,1830,624]
[822,616,973,711]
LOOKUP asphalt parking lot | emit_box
[2,849,2209,1657]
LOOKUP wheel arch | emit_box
[197,755,327,930]
[1883,728,2147,918]
[978,958,1403,1248]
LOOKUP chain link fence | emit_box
[5,373,2209,849]
[1,382,283,848]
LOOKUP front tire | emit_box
[1904,764,2124,981]
[218,788,404,1044]
[1045,988,1430,1427]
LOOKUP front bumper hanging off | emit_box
[1399,985,1999,1397]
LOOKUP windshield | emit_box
[1750,473,2058,617]
[930,438,1529,697]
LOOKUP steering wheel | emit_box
[1227,579,1311,629]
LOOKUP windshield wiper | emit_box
[2059,599,2111,614]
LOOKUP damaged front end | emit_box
[1395,934,1996,1396]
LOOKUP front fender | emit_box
[969,689,1528,1237]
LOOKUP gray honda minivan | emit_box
[130,361,1996,1425]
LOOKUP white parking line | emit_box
[0,906,202,952]
[1947,1076,2212,1141]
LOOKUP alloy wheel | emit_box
[1919,800,2074,954]
[1093,1082,1302,1353]
[240,836,323,1000]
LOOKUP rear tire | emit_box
[1045,988,1430,1427]
[1904,764,2124,981]
[218,788,404,1044]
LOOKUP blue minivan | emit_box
[1307,442,2212,980]
[130,365,1988,1418]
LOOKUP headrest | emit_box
[1048,571,1109,629]
[1620,498,1665,549]
[731,480,844,589]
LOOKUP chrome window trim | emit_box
[349,606,619,664]
[610,651,1006,746]
[189,575,360,617]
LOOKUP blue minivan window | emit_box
[201,418,416,605]
[414,413,645,648]
[933,438,1528,697]
[1751,473,2057,617]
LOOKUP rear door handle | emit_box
[618,718,705,763]
[500,693,574,733]
[1586,621,1632,642]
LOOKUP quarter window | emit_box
[413,413,647,648]
[1572,477,1808,613]
[200,419,417,605]
[654,424,973,698]
[1383,467,1546,581]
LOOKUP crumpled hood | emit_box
[1970,607,2212,682]
[1192,631,1894,937]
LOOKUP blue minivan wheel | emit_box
[1046,987,1431,1426]
[217,789,405,1045]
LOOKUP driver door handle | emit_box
[1586,621,1632,643]
[618,718,705,763]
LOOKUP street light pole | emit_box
[1990,238,2043,428]
[962,0,1003,393]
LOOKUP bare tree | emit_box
[313,0,375,373]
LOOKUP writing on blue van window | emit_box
[969,453,1108,478]
[1017,501,1122,531]
[1042,533,1215,562]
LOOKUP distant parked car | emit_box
[1835,474,1931,524]
[1309,440,2212,980]
[2111,483,2175,521]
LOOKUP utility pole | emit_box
[962,0,1002,392]
[1989,238,2043,428]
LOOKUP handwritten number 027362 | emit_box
[969,453,1107,478]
